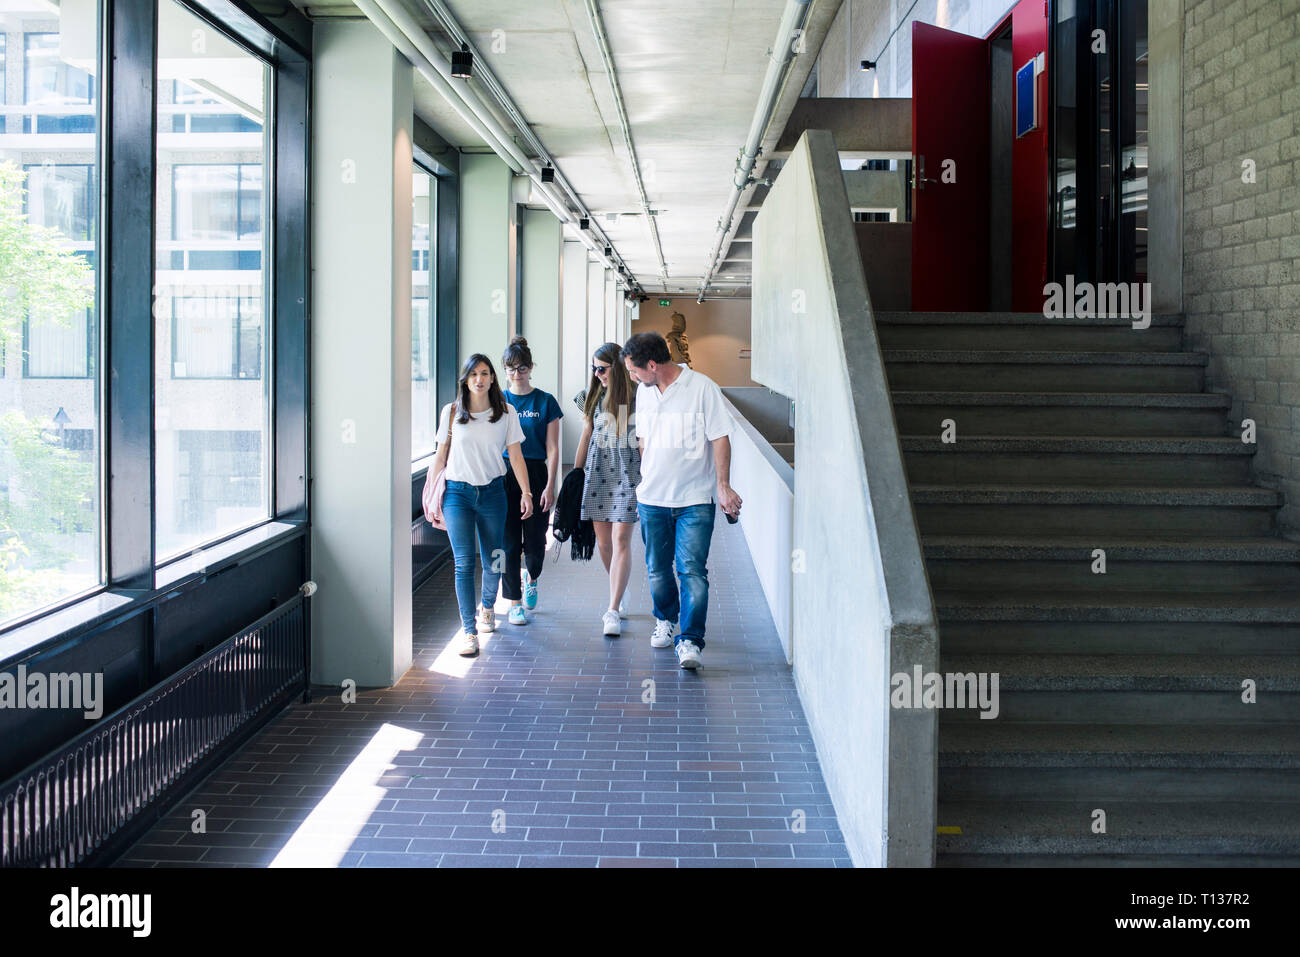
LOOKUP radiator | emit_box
[0,593,308,867]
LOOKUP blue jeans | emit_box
[443,476,507,632]
[638,502,717,649]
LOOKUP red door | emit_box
[911,22,991,311]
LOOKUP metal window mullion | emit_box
[272,51,308,521]
[104,0,157,591]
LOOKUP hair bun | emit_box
[511,335,528,347]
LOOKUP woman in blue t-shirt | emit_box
[500,336,563,625]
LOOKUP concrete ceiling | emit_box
[291,0,834,295]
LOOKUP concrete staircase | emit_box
[876,311,1300,867]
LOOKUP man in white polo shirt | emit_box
[623,331,742,670]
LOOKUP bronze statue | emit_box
[667,311,693,367]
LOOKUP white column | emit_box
[604,270,618,343]
[587,260,606,356]
[459,153,515,360]
[521,208,563,454]
[561,240,590,464]
[310,20,413,687]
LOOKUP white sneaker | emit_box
[675,640,702,670]
[618,599,628,619]
[602,609,622,637]
[455,629,479,656]
[477,605,496,634]
[650,619,676,648]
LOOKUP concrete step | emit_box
[891,391,1232,436]
[902,436,1255,485]
[939,852,1300,866]
[935,589,1300,624]
[935,800,1300,863]
[940,619,1300,656]
[883,349,1206,392]
[924,535,1300,592]
[912,485,1278,537]
[936,591,1300,657]
[939,723,1300,801]
[877,321,1183,352]
[929,650,1300,723]
[877,311,1186,328]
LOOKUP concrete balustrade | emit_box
[751,129,939,867]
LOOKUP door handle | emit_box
[915,154,939,191]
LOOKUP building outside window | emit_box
[171,294,261,379]
[154,0,272,560]
[23,31,95,134]
[412,165,437,461]
[0,6,100,626]
[163,79,262,134]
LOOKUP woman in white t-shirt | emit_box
[430,354,533,656]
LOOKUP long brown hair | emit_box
[456,353,507,423]
[583,341,635,434]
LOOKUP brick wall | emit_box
[1181,0,1300,537]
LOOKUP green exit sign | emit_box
[659,299,671,307]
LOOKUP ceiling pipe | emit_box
[582,0,669,282]
[697,0,811,299]
[418,1,605,246]
[359,0,628,278]
[409,0,633,281]
[353,0,525,173]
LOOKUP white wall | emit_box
[724,396,794,661]
[751,129,938,867]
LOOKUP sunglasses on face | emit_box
[592,364,610,375]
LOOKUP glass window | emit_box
[155,0,272,560]
[172,164,262,241]
[163,79,262,135]
[171,294,261,379]
[412,167,436,461]
[24,163,94,241]
[1,34,8,135]
[23,32,95,134]
[0,6,101,626]
[25,309,92,378]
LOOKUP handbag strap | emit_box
[444,401,457,454]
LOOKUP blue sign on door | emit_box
[1016,58,1037,138]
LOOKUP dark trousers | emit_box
[502,457,550,600]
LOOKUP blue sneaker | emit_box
[523,571,538,610]
[508,604,528,626]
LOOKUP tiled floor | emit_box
[116,511,852,867]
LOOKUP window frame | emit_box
[0,0,310,641]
